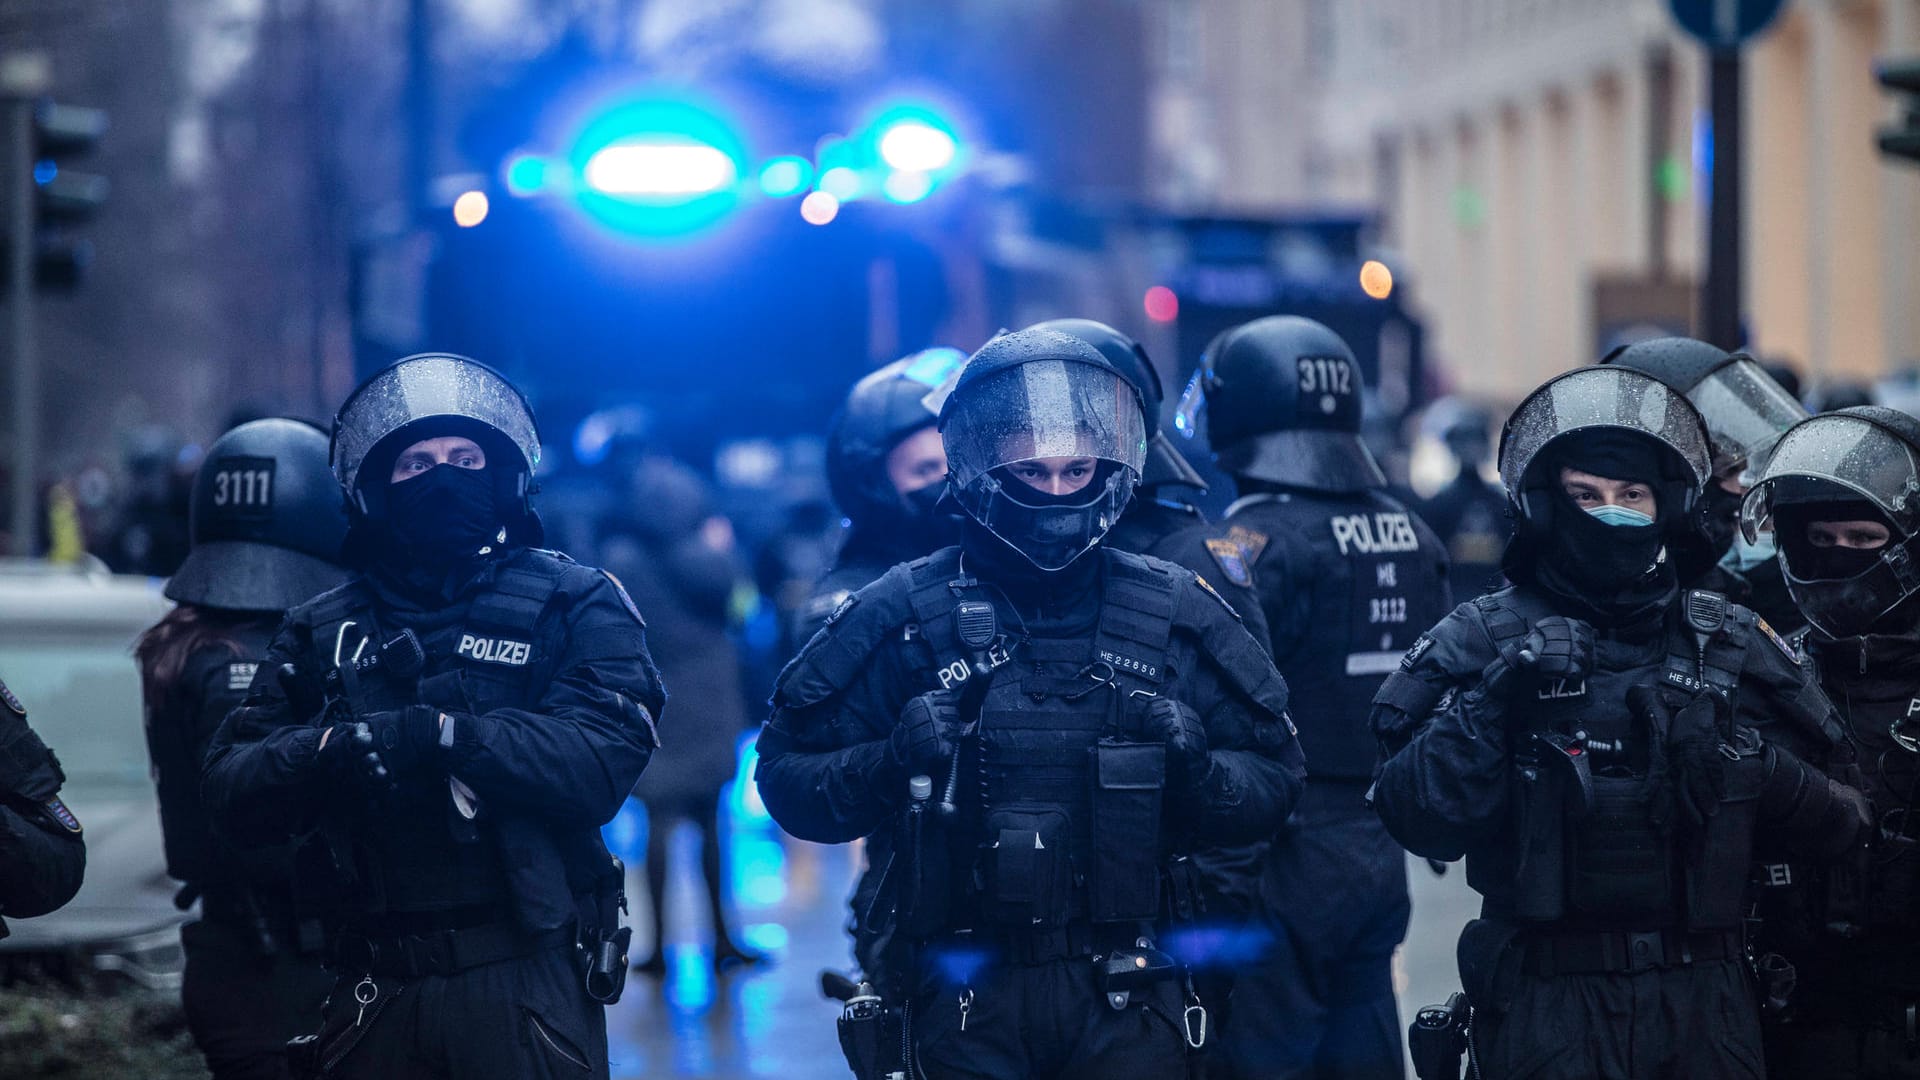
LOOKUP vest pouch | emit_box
[1866,832,1920,931]
[1568,774,1673,922]
[1685,750,1764,930]
[977,806,1074,929]
[1509,762,1567,922]
[1087,741,1165,924]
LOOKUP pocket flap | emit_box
[1096,742,1166,790]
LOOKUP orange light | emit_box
[1143,285,1179,323]
[1360,259,1394,300]
[452,190,490,228]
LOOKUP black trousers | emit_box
[321,944,607,1079]
[1473,958,1763,1079]
[1218,785,1409,1080]
[910,949,1191,1080]
[181,918,334,1080]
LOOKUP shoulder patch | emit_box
[1203,537,1254,588]
[41,795,80,834]
[1755,617,1797,661]
[598,570,647,627]
[1226,525,1269,565]
[1192,575,1242,621]
[0,678,23,717]
[825,592,857,627]
[1401,634,1435,670]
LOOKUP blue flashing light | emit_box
[566,97,747,238]
[31,160,55,185]
[758,156,811,198]
[878,120,956,173]
[882,169,934,204]
[504,153,550,196]
[818,166,861,200]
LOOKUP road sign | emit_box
[1668,0,1789,50]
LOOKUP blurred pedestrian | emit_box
[137,418,348,1079]
[1417,398,1510,600]
[601,457,765,975]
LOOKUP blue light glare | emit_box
[817,167,861,200]
[566,97,747,238]
[504,153,550,196]
[881,170,934,204]
[31,160,55,185]
[758,156,811,198]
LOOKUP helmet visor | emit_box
[333,355,541,493]
[1500,366,1711,496]
[1740,413,1920,543]
[942,359,1147,489]
[1689,356,1808,480]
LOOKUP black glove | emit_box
[1496,615,1594,692]
[317,721,389,787]
[361,706,444,777]
[1629,685,1729,827]
[1143,698,1211,797]
[891,692,962,774]
[0,710,58,799]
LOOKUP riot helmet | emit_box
[330,353,543,546]
[825,346,967,531]
[1740,406,1920,638]
[939,328,1147,572]
[1500,366,1711,532]
[1174,315,1385,492]
[1030,318,1206,493]
[165,418,350,611]
[1600,337,1807,481]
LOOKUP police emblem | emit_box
[1225,525,1269,565]
[1204,538,1253,588]
[0,677,23,717]
[42,796,80,834]
[1756,617,1797,661]
[1401,635,1434,670]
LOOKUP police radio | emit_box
[937,601,1001,819]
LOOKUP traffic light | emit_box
[1876,57,1920,164]
[12,100,108,289]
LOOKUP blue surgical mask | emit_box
[1721,530,1777,573]
[1586,504,1655,528]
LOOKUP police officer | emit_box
[203,354,663,1080]
[1601,337,1809,632]
[1176,314,1450,1079]
[138,418,348,1078]
[0,680,84,934]
[1371,365,1868,1079]
[1033,318,1269,647]
[756,328,1304,1079]
[794,347,970,646]
[1418,398,1510,601]
[1741,406,1920,1078]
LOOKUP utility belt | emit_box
[941,919,1137,967]
[332,919,572,979]
[1515,926,1743,977]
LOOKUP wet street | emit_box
[605,759,1482,1079]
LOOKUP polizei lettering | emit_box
[1329,512,1420,556]
[458,634,532,666]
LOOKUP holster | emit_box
[834,986,905,1080]
[1407,992,1471,1080]
[1088,741,1165,923]
[579,855,631,1004]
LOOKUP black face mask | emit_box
[1697,483,1743,557]
[387,465,501,560]
[1541,487,1665,592]
[900,480,964,552]
[1793,542,1883,582]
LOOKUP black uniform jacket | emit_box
[755,547,1305,848]
[203,549,663,852]
[1370,584,1848,865]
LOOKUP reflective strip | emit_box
[1345,651,1404,676]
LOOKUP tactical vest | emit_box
[903,548,1181,930]
[1232,490,1450,780]
[1469,590,1758,931]
[302,562,567,921]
